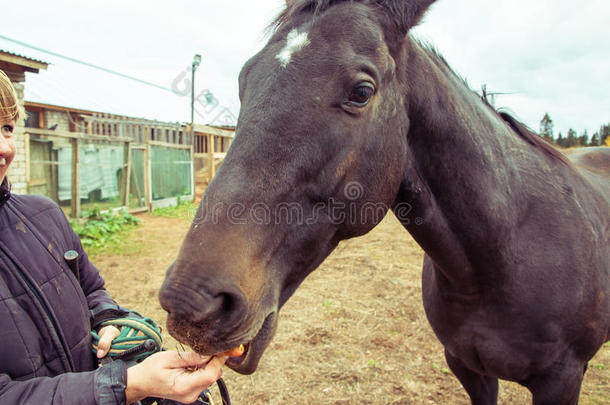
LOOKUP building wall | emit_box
[9,82,27,194]
[44,110,72,132]
[10,103,73,195]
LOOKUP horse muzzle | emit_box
[159,263,278,374]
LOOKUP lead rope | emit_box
[91,317,163,362]
[197,377,231,405]
[204,391,216,405]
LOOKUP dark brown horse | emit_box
[159,1,610,403]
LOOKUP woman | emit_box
[0,69,225,404]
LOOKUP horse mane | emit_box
[422,44,570,165]
[495,110,570,165]
[272,0,429,31]
[272,0,353,29]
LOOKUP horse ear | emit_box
[375,0,436,39]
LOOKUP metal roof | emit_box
[0,49,49,66]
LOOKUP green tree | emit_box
[600,123,610,146]
[578,129,589,146]
[539,113,554,142]
[556,131,565,148]
[566,128,578,148]
[590,132,600,146]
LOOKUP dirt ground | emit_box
[94,211,609,405]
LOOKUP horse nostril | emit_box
[160,277,248,328]
[215,290,248,326]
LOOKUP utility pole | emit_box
[191,54,202,137]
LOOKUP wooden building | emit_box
[0,49,48,195]
[2,49,234,217]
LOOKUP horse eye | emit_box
[348,83,375,107]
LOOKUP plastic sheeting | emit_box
[150,146,192,201]
[58,143,125,202]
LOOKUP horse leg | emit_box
[444,349,498,405]
[523,357,586,405]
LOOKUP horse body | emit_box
[397,39,609,402]
[159,1,609,403]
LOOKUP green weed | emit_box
[589,363,607,371]
[70,207,141,255]
[151,197,197,219]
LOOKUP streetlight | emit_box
[191,54,202,137]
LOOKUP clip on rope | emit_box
[91,316,163,363]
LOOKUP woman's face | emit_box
[0,118,16,184]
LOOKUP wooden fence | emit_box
[193,124,235,181]
[82,113,192,145]
[25,114,195,218]
[25,112,235,217]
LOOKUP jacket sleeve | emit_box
[0,361,128,405]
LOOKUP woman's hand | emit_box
[125,351,226,404]
[96,325,121,358]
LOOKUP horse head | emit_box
[159,0,435,374]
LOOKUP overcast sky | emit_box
[1,0,608,137]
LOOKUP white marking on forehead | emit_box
[276,29,310,68]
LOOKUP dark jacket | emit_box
[0,180,129,404]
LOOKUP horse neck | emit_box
[395,38,538,288]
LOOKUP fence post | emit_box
[144,140,151,212]
[208,133,215,180]
[124,141,132,208]
[24,132,30,193]
[190,144,195,201]
[71,137,81,218]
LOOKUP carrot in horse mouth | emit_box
[217,344,245,358]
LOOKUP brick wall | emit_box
[9,82,27,194]
[7,86,73,195]
[44,110,72,132]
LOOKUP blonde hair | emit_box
[0,69,23,121]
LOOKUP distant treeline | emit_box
[539,113,610,148]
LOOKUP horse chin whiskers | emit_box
[167,309,277,363]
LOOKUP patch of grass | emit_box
[151,198,197,219]
[431,363,451,375]
[345,382,361,394]
[70,207,141,256]
[589,363,607,371]
[322,300,336,308]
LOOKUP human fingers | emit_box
[125,354,227,403]
[185,356,226,385]
[168,350,212,369]
[171,356,226,398]
[96,325,121,358]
